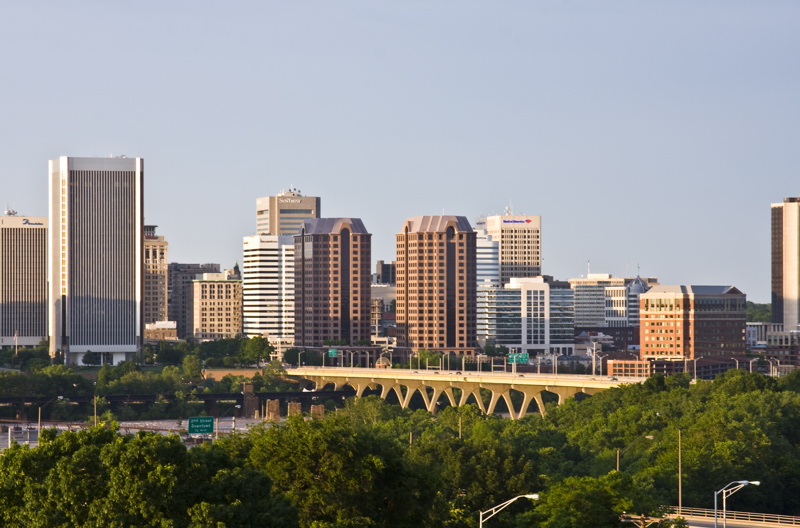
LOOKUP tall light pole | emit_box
[616,435,654,472]
[656,412,682,513]
[749,358,758,373]
[479,494,539,527]
[215,404,241,441]
[38,396,64,436]
[692,356,704,380]
[714,480,759,528]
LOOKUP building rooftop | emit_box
[401,215,473,233]
[643,285,743,296]
[302,218,368,235]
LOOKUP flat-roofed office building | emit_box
[485,212,541,285]
[49,156,143,365]
[143,225,168,324]
[396,215,477,355]
[294,218,372,347]
[772,197,800,329]
[256,187,320,236]
[188,268,242,342]
[242,234,295,341]
[639,285,746,361]
[0,214,47,348]
[168,263,220,339]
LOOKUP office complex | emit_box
[639,285,746,360]
[143,225,168,324]
[477,277,574,356]
[568,274,658,327]
[242,234,295,341]
[187,267,242,342]
[0,214,47,348]
[396,215,477,355]
[772,197,800,329]
[168,263,220,339]
[256,187,320,236]
[48,156,143,365]
[484,212,541,284]
[294,218,372,347]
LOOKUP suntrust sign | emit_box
[502,219,532,224]
[279,198,302,204]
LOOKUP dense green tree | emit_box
[247,413,437,528]
[242,336,273,367]
[746,301,771,323]
[0,427,297,528]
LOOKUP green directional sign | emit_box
[188,416,214,434]
[509,352,529,364]
[328,348,338,357]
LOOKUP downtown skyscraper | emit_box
[396,215,477,355]
[772,197,800,330]
[48,156,143,365]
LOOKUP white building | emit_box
[477,277,574,356]
[242,235,295,343]
[0,213,47,348]
[475,229,500,288]
[49,156,143,365]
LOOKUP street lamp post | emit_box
[656,412,682,513]
[215,404,241,440]
[692,356,704,380]
[749,358,758,373]
[616,435,654,472]
[38,396,64,436]
[479,494,539,527]
[298,350,305,367]
[730,357,739,370]
[714,480,760,528]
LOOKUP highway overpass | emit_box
[288,366,647,418]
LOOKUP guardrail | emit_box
[672,507,800,525]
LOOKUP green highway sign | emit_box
[188,416,214,434]
[509,352,529,364]
[328,348,338,357]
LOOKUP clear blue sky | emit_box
[2,1,798,302]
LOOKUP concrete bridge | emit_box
[288,367,646,419]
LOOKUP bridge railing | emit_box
[672,506,800,525]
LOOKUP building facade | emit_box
[187,267,242,342]
[639,285,746,361]
[569,274,658,327]
[477,277,574,356]
[771,197,800,329]
[475,229,500,288]
[256,187,320,236]
[242,234,295,341]
[484,212,541,285]
[294,218,372,347]
[168,263,220,339]
[143,225,168,324]
[396,215,477,355]
[0,214,47,348]
[48,156,143,365]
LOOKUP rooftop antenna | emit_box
[4,204,17,216]
[587,260,591,276]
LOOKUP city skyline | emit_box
[4,2,800,302]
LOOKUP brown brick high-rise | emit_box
[396,216,477,355]
[294,218,371,348]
